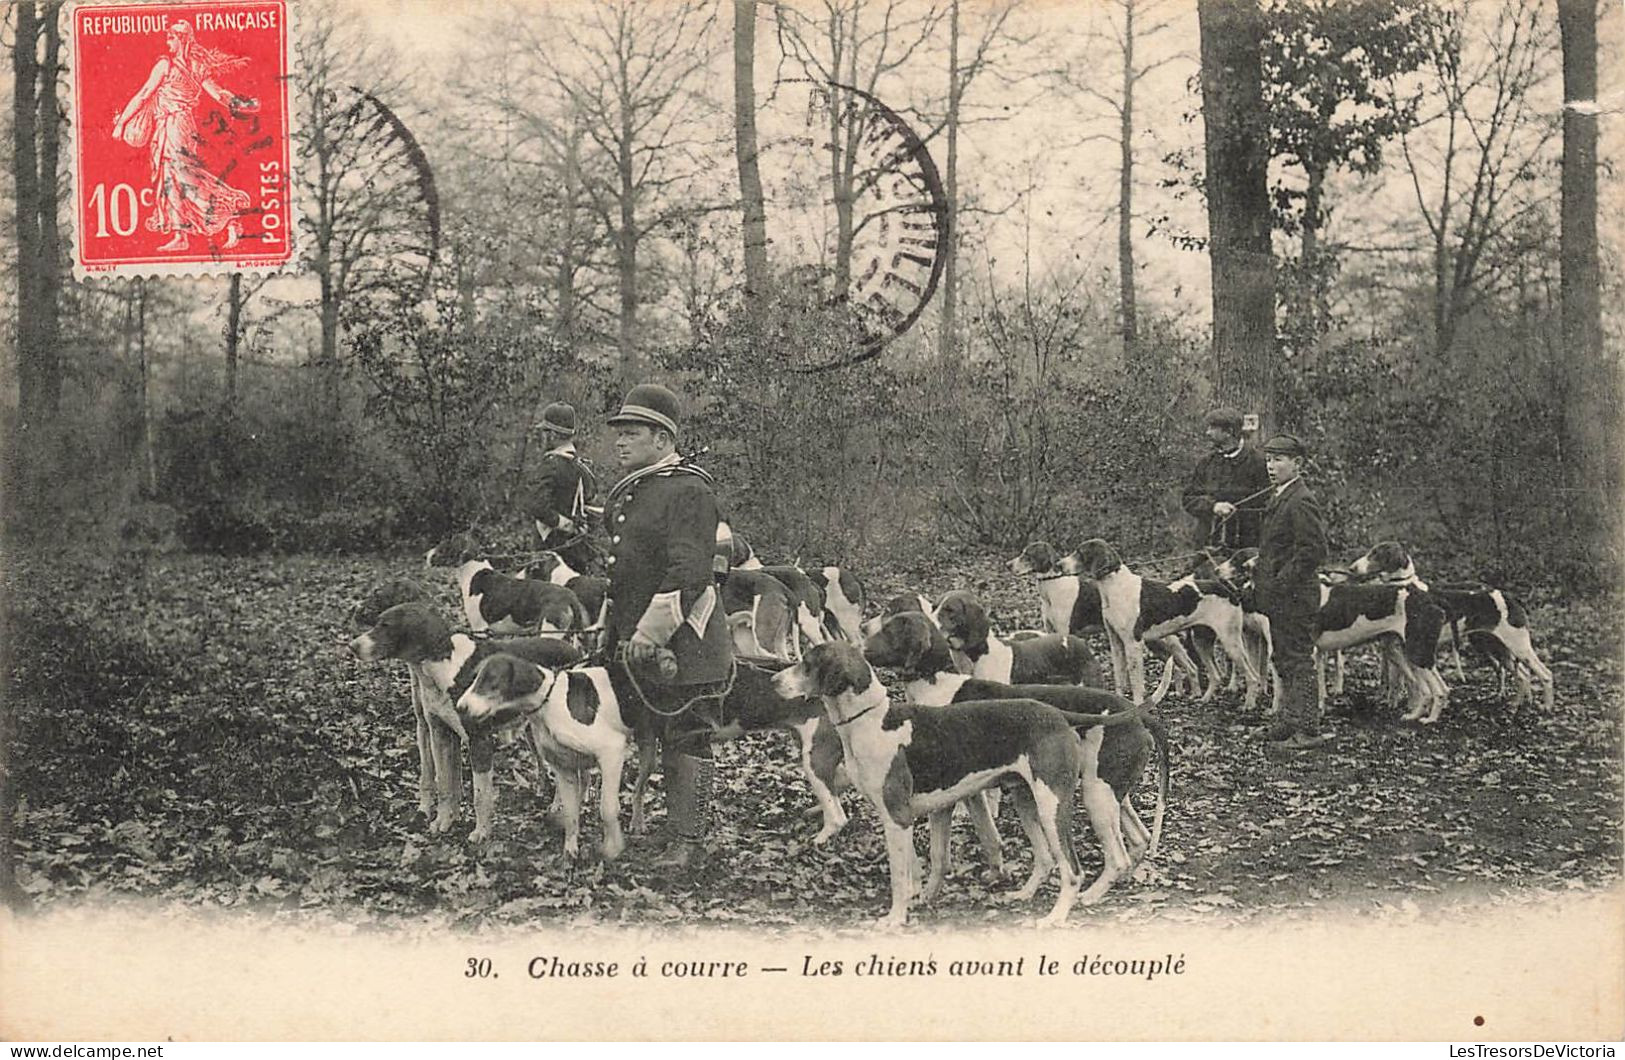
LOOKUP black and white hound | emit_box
[1010,541,1203,699]
[932,589,1103,689]
[860,591,938,638]
[455,654,637,861]
[760,564,833,654]
[814,566,868,643]
[773,642,1151,928]
[863,611,1169,882]
[720,568,799,660]
[349,578,439,820]
[1348,541,1554,709]
[1218,547,1452,723]
[457,560,589,636]
[349,601,583,841]
[619,659,852,845]
[1061,539,1264,710]
[520,550,611,639]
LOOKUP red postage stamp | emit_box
[69,0,294,278]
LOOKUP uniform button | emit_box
[612,535,621,544]
[617,515,626,523]
[606,556,616,565]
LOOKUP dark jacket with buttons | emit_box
[1255,478,1327,616]
[531,445,597,536]
[605,460,732,685]
[1181,445,1271,548]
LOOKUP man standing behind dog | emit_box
[603,383,733,872]
[530,401,599,574]
[1182,408,1270,550]
[1256,433,1329,752]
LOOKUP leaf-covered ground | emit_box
[3,548,1620,930]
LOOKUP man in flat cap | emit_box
[1182,408,1270,551]
[602,383,733,871]
[530,401,599,574]
[1255,433,1330,752]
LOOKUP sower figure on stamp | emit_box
[1255,434,1331,753]
[529,401,600,575]
[111,20,259,253]
[603,384,733,873]
[1182,407,1271,551]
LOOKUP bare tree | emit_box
[513,0,720,380]
[735,0,770,314]
[1397,0,1560,357]
[774,0,945,289]
[293,5,434,389]
[937,0,1027,359]
[1054,0,1183,365]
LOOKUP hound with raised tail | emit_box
[1060,539,1264,709]
[1348,541,1554,709]
[349,602,582,841]
[863,610,1169,880]
[815,566,868,643]
[775,641,1151,928]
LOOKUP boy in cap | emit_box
[602,383,733,871]
[1182,407,1270,550]
[530,401,599,574]
[1256,433,1330,751]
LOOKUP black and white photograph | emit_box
[2,0,1622,1043]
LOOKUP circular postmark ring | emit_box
[766,79,949,372]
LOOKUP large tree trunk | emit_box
[1118,0,1138,365]
[12,3,42,436]
[225,273,243,410]
[10,1,65,530]
[734,0,770,315]
[1558,0,1611,514]
[939,0,961,359]
[1197,0,1276,428]
[36,4,63,415]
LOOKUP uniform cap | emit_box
[540,402,576,435]
[607,383,681,437]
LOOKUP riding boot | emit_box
[652,752,712,873]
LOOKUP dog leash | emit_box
[833,701,883,727]
[1210,483,1276,528]
[615,647,739,721]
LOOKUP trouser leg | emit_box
[1269,610,1319,735]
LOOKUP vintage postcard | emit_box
[3,0,1623,1044]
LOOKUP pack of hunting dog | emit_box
[1,0,1619,945]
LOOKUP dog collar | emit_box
[1034,571,1071,582]
[834,701,883,727]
